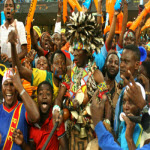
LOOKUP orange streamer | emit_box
[22,79,37,96]
[63,0,68,23]
[68,0,76,10]
[25,0,37,52]
[94,0,98,10]
[130,0,150,31]
[127,21,133,28]
[141,18,150,31]
[116,12,123,34]
[73,0,82,11]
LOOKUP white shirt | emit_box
[54,22,61,34]
[0,19,27,58]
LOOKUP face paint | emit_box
[124,30,135,39]
[53,68,64,79]
[54,69,58,76]
[11,8,15,14]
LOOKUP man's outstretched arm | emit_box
[9,30,32,82]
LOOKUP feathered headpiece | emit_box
[65,12,104,55]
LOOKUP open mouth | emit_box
[6,94,13,100]
[7,12,11,15]
[45,43,50,50]
[40,66,44,70]
[74,59,78,63]
[41,102,48,109]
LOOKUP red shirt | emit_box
[29,110,65,150]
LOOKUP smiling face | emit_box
[37,56,49,71]
[4,0,15,21]
[106,54,119,79]
[51,53,66,79]
[37,84,53,114]
[2,79,18,109]
[123,92,140,116]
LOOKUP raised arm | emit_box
[106,10,119,50]
[135,17,145,46]
[118,0,128,47]
[8,30,32,82]
[56,0,62,23]
[97,0,102,31]
[10,67,40,123]
[30,25,44,56]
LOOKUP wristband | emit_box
[142,101,150,114]
[20,89,25,96]
[57,14,61,17]
[52,105,61,114]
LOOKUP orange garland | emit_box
[25,0,37,52]
[63,0,68,23]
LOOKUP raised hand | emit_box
[8,20,18,45]
[8,30,18,45]
[1,53,9,62]
[122,113,135,139]
[58,0,63,12]
[90,89,107,127]
[121,70,146,110]
[52,110,63,130]
[138,73,149,91]
[26,49,37,63]
[9,66,23,93]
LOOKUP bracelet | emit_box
[103,119,111,125]
[97,14,102,17]
[20,89,25,96]
[52,105,61,114]
[57,14,61,17]
[146,91,150,95]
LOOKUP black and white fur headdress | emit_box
[65,12,104,55]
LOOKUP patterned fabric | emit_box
[72,41,85,50]
[0,101,28,150]
[97,82,108,92]
[69,63,91,98]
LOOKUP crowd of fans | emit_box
[0,0,150,149]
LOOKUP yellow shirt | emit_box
[32,68,59,103]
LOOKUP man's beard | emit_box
[106,68,118,80]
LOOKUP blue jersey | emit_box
[0,101,28,150]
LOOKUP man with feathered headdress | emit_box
[53,12,112,150]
